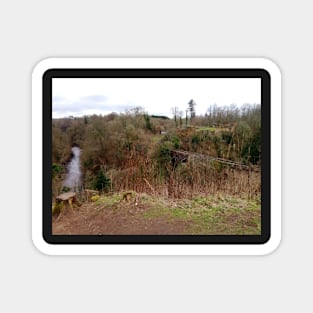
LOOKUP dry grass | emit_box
[106,160,260,200]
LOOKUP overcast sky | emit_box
[52,78,261,119]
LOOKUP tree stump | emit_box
[54,192,81,219]
[84,189,99,202]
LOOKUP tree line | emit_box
[52,104,261,199]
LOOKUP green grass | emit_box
[196,126,217,132]
[140,194,261,235]
[91,192,261,235]
[150,135,162,142]
[195,126,233,134]
[94,192,123,211]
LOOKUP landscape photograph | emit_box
[51,77,261,235]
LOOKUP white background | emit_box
[0,0,310,312]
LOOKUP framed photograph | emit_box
[32,58,281,255]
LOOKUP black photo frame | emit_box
[43,68,270,245]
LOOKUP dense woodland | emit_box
[52,103,261,201]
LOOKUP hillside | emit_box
[52,104,261,235]
[52,105,261,198]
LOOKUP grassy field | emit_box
[88,192,261,235]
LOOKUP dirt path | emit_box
[52,193,261,235]
[52,201,191,235]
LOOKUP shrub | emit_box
[191,134,200,145]
[94,169,111,192]
[171,136,180,149]
[52,163,63,179]
[61,186,71,192]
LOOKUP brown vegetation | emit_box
[52,104,261,201]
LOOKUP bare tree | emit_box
[179,110,183,127]
[171,106,179,127]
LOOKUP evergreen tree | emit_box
[94,169,111,192]
[188,99,197,119]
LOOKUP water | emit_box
[63,146,81,191]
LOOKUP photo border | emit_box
[32,58,281,255]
